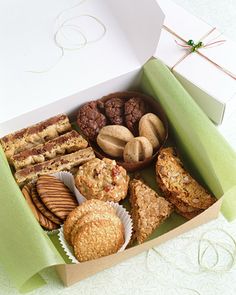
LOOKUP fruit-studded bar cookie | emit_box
[11,130,88,170]
[15,147,95,186]
[0,114,71,161]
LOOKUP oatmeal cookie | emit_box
[129,179,173,244]
[75,158,129,202]
[64,199,115,244]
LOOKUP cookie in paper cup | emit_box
[58,201,133,263]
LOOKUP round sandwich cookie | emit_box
[64,199,116,245]
[37,175,78,220]
[73,219,124,262]
[22,184,59,230]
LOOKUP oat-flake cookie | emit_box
[70,211,123,245]
[64,199,115,244]
[73,219,124,262]
[75,158,129,202]
[129,179,173,244]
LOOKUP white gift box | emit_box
[0,0,227,289]
[0,0,163,132]
[155,0,236,125]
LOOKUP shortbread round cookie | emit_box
[73,219,124,262]
[75,158,129,202]
[37,175,78,220]
[31,185,62,225]
[22,184,59,230]
[70,211,123,245]
[64,199,115,244]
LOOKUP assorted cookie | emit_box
[21,174,78,230]
[77,101,107,141]
[97,125,134,157]
[22,184,61,230]
[156,147,216,219]
[124,97,147,135]
[129,179,173,244]
[75,158,129,202]
[123,136,153,163]
[1,114,71,161]
[76,92,166,166]
[64,199,124,262]
[11,130,88,170]
[37,175,78,220]
[0,92,217,264]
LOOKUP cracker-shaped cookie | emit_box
[22,184,59,230]
[73,219,124,262]
[64,199,115,244]
[156,147,216,213]
[129,179,173,244]
[31,185,62,225]
[37,175,78,220]
[70,211,122,245]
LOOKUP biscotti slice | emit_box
[156,147,216,213]
[0,114,71,161]
[129,179,173,244]
[15,147,95,186]
[11,130,88,170]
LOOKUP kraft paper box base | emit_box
[55,201,222,287]
[1,59,236,292]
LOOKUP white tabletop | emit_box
[1,1,236,294]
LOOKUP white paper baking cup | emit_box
[58,201,133,263]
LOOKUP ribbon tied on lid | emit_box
[163,25,236,80]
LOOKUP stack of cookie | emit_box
[64,199,124,262]
[156,147,216,219]
[129,179,173,244]
[22,175,78,230]
[0,114,96,186]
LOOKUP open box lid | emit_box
[0,0,164,125]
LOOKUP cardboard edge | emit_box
[56,199,221,287]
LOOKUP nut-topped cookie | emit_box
[75,158,129,202]
[156,147,216,219]
[37,175,78,220]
